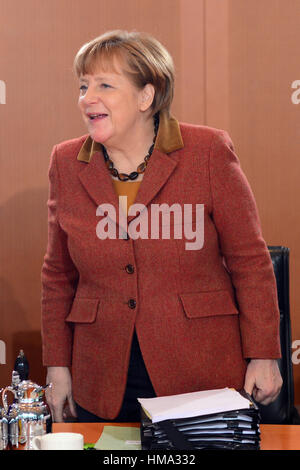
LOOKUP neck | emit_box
[103,115,156,173]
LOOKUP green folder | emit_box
[94,425,141,450]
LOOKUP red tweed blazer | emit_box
[41,113,281,419]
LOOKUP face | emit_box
[78,59,152,147]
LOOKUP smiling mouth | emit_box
[88,113,108,120]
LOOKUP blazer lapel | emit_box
[78,148,129,234]
[127,148,178,223]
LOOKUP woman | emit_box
[42,30,282,423]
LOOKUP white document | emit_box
[138,387,251,423]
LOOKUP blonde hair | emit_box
[73,30,175,116]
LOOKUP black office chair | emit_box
[257,246,300,424]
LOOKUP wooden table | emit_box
[52,423,300,451]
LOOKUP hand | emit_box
[243,359,283,405]
[45,366,77,422]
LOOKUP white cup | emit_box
[32,432,84,450]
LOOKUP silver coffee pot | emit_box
[1,370,52,450]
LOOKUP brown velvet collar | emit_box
[77,111,184,163]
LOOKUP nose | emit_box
[80,86,100,105]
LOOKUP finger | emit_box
[46,396,56,422]
[243,372,255,396]
[62,401,77,420]
[66,391,77,417]
[53,411,64,422]
[51,402,64,422]
[260,389,281,406]
[62,397,77,420]
[255,394,272,406]
[253,387,279,406]
[68,397,78,418]
[254,376,283,404]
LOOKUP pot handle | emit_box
[1,386,16,413]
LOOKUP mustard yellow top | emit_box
[111,179,141,216]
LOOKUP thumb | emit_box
[243,368,256,396]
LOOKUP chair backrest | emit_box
[257,246,296,424]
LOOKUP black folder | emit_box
[140,393,261,450]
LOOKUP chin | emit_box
[89,130,112,144]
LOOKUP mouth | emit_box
[87,113,108,121]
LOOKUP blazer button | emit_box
[125,264,134,274]
[128,298,136,309]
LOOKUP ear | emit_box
[139,83,155,112]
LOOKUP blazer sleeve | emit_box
[41,145,79,367]
[209,130,281,359]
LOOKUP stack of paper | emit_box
[138,388,260,450]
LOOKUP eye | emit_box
[100,83,111,89]
[79,84,88,93]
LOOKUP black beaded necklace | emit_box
[102,113,159,181]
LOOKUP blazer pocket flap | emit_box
[65,298,99,323]
[179,290,239,319]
